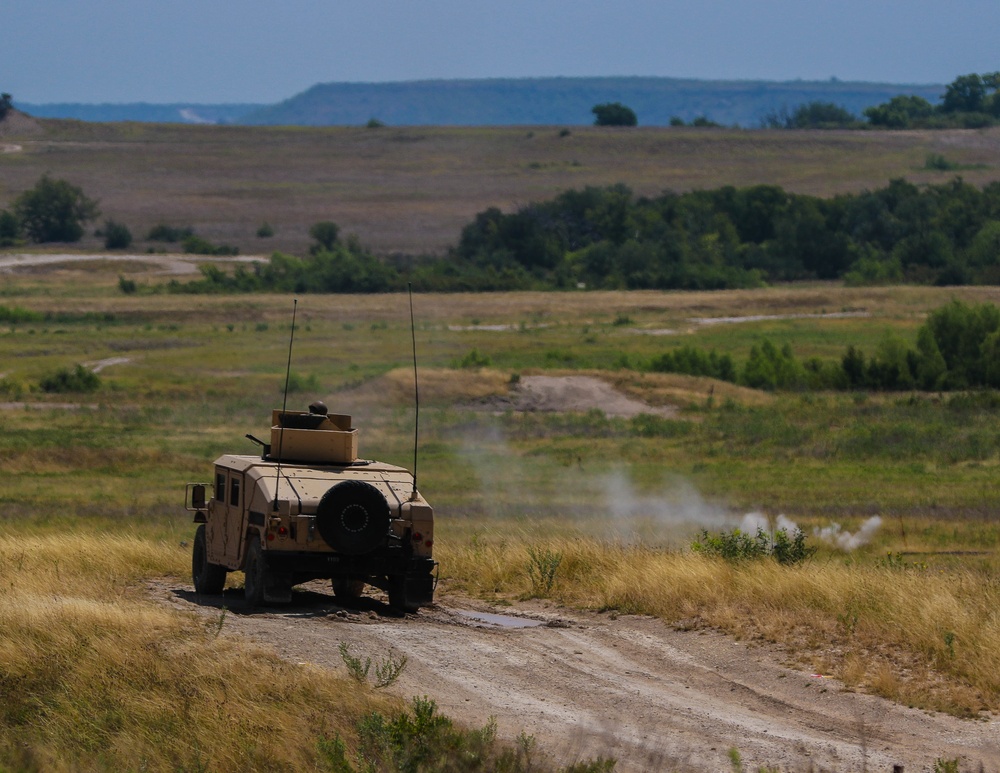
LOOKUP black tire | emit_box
[192,524,226,595]
[243,539,266,608]
[316,480,390,555]
[387,575,420,614]
[332,578,365,601]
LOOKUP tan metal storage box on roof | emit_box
[270,410,358,463]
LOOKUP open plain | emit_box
[2,117,1000,770]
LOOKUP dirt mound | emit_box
[486,375,677,418]
[0,109,43,137]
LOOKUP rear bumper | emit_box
[262,549,435,581]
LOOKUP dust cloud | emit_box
[460,427,882,551]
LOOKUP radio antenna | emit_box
[273,298,298,510]
[408,284,420,498]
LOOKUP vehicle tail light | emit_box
[412,532,422,542]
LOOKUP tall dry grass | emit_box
[439,534,1000,716]
[0,534,396,772]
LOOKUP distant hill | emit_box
[239,76,946,127]
[14,102,264,124]
[16,77,948,128]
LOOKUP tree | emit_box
[309,221,340,253]
[864,95,935,128]
[942,74,986,114]
[0,93,12,120]
[13,175,100,243]
[591,102,637,127]
[787,101,856,128]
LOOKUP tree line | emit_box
[648,300,1000,392]
[149,176,1000,295]
[764,72,1000,130]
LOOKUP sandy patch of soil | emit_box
[148,579,1000,772]
[689,311,871,326]
[0,143,22,153]
[0,253,266,276]
[481,375,677,419]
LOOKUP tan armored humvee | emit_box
[186,405,436,612]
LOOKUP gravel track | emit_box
[150,580,1000,772]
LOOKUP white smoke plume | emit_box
[814,516,882,551]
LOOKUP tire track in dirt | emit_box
[149,580,1000,772]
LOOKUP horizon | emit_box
[3,1,997,104]
[16,74,951,108]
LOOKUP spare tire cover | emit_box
[316,480,391,555]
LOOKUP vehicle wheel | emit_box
[387,575,420,614]
[243,539,267,608]
[316,480,391,555]
[192,524,227,595]
[332,578,365,601]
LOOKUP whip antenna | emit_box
[408,284,420,498]
[273,298,298,510]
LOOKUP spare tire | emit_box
[316,480,391,555]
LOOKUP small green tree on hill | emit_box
[592,102,638,126]
[0,93,12,120]
[13,175,100,243]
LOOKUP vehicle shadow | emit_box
[172,585,404,618]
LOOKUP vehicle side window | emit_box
[215,472,226,501]
[229,477,241,507]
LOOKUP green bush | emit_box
[692,527,814,565]
[103,220,133,250]
[256,222,275,238]
[649,345,736,382]
[309,221,341,253]
[591,102,638,127]
[456,349,492,369]
[39,365,100,394]
[182,235,239,256]
[146,224,194,242]
[318,696,615,773]
[0,305,43,324]
[0,210,20,247]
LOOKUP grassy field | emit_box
[2,119,1000,255]
[1,261,999,765]
[3,116,1000,767]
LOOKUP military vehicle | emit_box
[186,402,436,612]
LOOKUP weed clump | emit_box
[319,696,615,773]
[691,527,814,565]
[39,364,100,393]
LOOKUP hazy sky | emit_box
[4,0,999,104]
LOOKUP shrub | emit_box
[146,224,194,242]
[456,349,492,369]
[182,234,239,256]
[256,222,275,238]
[117,276,138,294]
[103,220,132,250]
[39,364,100,393]
[591,102,638,127]
[309,221,341,253]
[691,527,814,565]
[284,372,320,393]
[0,305,42,324]
[0,210,20,246]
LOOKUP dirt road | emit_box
[151,581,1000,772]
